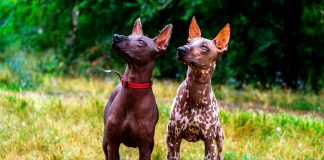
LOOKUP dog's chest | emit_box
[181,107,218,142]
[170,82,219,141]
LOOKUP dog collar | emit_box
[121,76,153,89]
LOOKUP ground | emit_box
[0,77,323,160]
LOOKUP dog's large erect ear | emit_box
[154,24,173,51]
[188,16,201,40]
[132,18,143,35]
[214,23,230,53]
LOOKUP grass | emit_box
[214,85,323,111]
[0,76,323,159]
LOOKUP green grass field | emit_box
[0,77,323,160]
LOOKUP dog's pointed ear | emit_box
[188,16,201,40]
[154,24,173,51]
[132,18,143,35]
[214,23,230,53]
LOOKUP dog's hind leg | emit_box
[102,133,108,160]
[215,122,224,160]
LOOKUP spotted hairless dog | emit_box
[166,17,230,160]
[103,18,172,160]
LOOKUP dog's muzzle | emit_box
[177,46,189,56]
[112,34,127,43]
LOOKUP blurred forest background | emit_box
[0,0,323,91]
[0,1,323,159]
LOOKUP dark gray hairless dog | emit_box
[103,18,172,160]
[166,16,230,160]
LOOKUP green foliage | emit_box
[0,47,64,91]
[0,0,323,90]
[0,50,39,90]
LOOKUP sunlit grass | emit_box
[0,77,323,159]
[214,85,323,111]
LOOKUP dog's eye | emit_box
[138,39,145,46]
[200,44,208,51]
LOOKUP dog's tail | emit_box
[102,69,122,80]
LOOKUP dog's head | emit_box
[112,18,172,65]
[177,16,230,70]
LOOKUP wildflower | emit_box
[298,143,302,147]
[38,28,43,34]
[55,136,60,141]
[22,121,26,127]
[229,78,236,84]
[51,79,57,86]
[276,127,281,132]
[175,72,180,79]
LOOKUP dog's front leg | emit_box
[166,133,181,160]
[204,139,216,160]
[107,142,120,160]
[138,135,155,160]
[139,141,154,160]
[215,124,224,160]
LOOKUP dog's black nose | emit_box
[112,34,121,42]
[113,34,127,43]
[177,46,188,55]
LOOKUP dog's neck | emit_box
[124,61,154,84]
[186,62,216,84]
[184,62,216,106]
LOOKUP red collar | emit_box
[121,76,153,89]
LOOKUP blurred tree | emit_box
[0,0,323,91]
